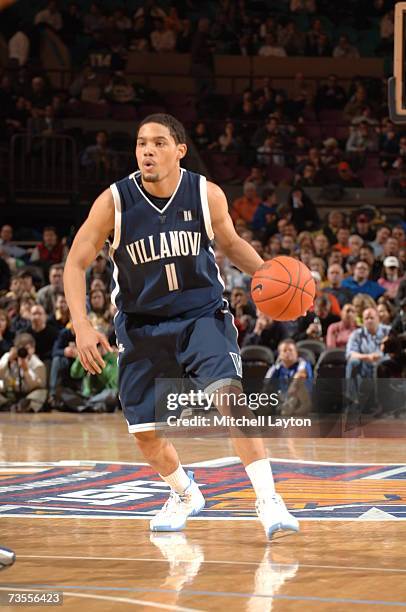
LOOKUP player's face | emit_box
[136,123,186,183]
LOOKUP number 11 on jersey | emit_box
[165,263,179,291]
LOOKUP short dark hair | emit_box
[360,243,374,255]
[49,264,64,273]
[278,338,297,351]
[315,295,330,309]
[17,270,33,279]
[355,259,370,268]
[15,332,35,350]
[262,188,275,201]
[137,113,187,144]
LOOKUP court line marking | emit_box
[2,514,404,521]
[2,435,380,451]
[188,458,240,467]
[362,466,406,479]
[1,457,406,467]
[18,554,406,574]
[64,593,203,611]
[0,588,201,611]
[1,585,406,607]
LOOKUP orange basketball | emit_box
[251,256,316,321]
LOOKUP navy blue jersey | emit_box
[109,168,224,318]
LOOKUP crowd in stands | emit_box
[0,0,402,191]
[3,0,396,63]
[0,225,118,413]
[1,193,406,413]
[225,196,406,404]
[0,61,406,191]
[0,0,405,416]
[2,66,406,191]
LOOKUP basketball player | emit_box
[64,114,299,539]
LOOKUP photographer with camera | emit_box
[0,332,47,412]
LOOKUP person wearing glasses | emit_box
[342,260,386,300]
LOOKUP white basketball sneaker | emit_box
[150,473,205,532]
[0,546,15,571]
[256,493,299,539]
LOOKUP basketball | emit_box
[251,256,316,321]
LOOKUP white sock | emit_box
[245,458,276,499]
[160,464,191,494]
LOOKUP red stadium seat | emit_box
[319,110,344,124]
[358,168,386,187]
[267,165,294,185]
[303,123,322,141]
[111,105,137,121]
[83,102,110,119]
[203,151,240,182]
[137,105,167,119]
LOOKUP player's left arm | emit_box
[207,182,263,276]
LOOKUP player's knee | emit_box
[133,430,163,452]
[133,430,156,443]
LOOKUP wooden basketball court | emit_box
[1,412,405,611]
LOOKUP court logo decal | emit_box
[0,459,405,520]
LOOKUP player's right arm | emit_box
[64,188,114,374]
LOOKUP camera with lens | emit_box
[17,347,28,359]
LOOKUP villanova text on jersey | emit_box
[109,169,224,318]
[125,230,202,266]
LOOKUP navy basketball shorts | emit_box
[114,305,242,433]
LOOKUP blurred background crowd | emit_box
[0,0,405,416]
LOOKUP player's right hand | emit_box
[74,321,112,375]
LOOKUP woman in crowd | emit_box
[326,303,358,349]
[352,293,376,325]
[9,297,35,335]
[377,256,403,299]
[48,293,71,330]
[0,309,14,358]
[215,120,242,153]
[310,257,327,286]
[377,298,396,326]
[88,289,112,336]
[297,231,315,250]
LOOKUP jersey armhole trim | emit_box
[110,183,122,250]
[199,175,214,241]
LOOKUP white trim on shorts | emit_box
[204,378,243,396]
[127,422,162,434]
